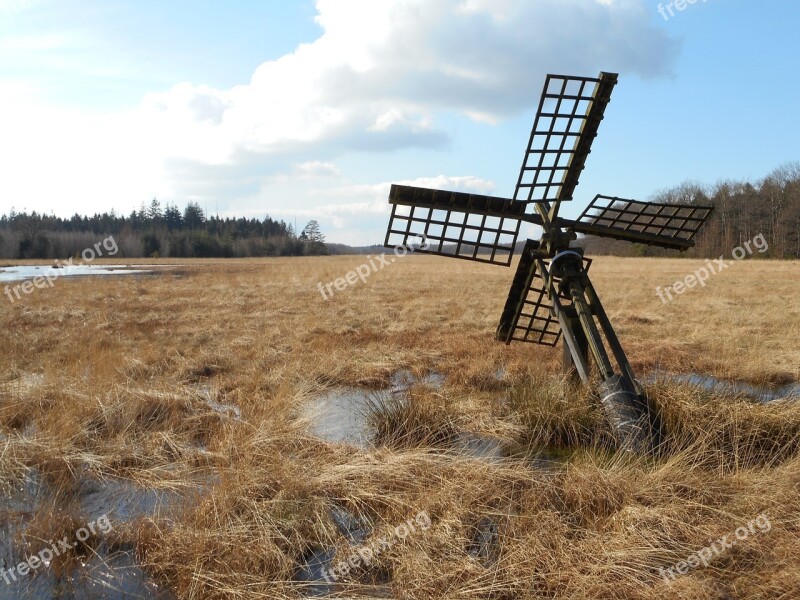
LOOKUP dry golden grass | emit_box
[0,254,798,599]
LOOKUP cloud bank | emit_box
[0,0,678,244]
[147,0,676,165]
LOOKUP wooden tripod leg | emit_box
[568,281,615,380]
[561,307,589,382]
[567,276,657,453]
[539,258,592,385]
[598,375,654,454]
[583,280,639,390]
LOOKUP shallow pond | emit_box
[306,370,447,449]
[0,265,154,285]
[0,467,208,599]
[649,371,800,402]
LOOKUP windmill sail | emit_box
[513,72,617,216]
[568,195,714,251]
[385,184,542,266]
[380,71,703,454]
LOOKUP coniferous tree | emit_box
[300,220,329,255]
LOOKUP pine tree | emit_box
[300,220,328,255]
[147,198,163,221]
[183,202,206,231]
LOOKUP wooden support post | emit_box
[568,282,615,380]
[562,307,589,382]
[583,280,639,390]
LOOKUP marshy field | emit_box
[1,255,799,599]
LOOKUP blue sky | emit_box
[0,0,797,244]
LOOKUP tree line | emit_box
[2,162,798,260]
[0,199,328,259]
[580,162,800,259]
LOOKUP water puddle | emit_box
[0,265,154,284]
[295,504,392,598]
[306,371,446,449]
[307,388,382,448]
[0,543,174,599]
[451,433,506,462]
[389,370,445,394]
[296,546,338,597]
[468,517,499,566]
[0,469,196,599]
[194,385,242,420]
[295,547,392,599]
[78,478,186,524]
[306,372,516,467]
[329,504,372,545]
[649,371,800,403]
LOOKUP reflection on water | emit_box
[468,517,499,565]
[389,370,445,393]
[452,433,505,462]
[0,265,153,284]
[330,504,372,545]
[649,371,800,402]
[307,388,380,448]
[305,375,514,466]
[0,544,174,600]
[306,371,447,449]
[294,503,392,598]
[0,469,201,599]
[295,546,338,597]
[78,478,185,524]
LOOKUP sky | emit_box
[0,0,798,245]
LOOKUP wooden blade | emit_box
[513,72,617,222]
[385,185,540,266]
[566,195,714,251]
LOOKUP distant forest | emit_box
[1,163,798,260]
[0,199,328,259]
[580,162,800,259]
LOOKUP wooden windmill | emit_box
[384,72,714,452]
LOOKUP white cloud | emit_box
[0,89,162,216]
[141,0,675,163]
[294,161,342,180]
[139,0,675,220]
[0,0,678,244]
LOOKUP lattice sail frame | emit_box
[497,241,592,346]
[385,185,538,266]
[570,195,714,251]
[514,73,617,213]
